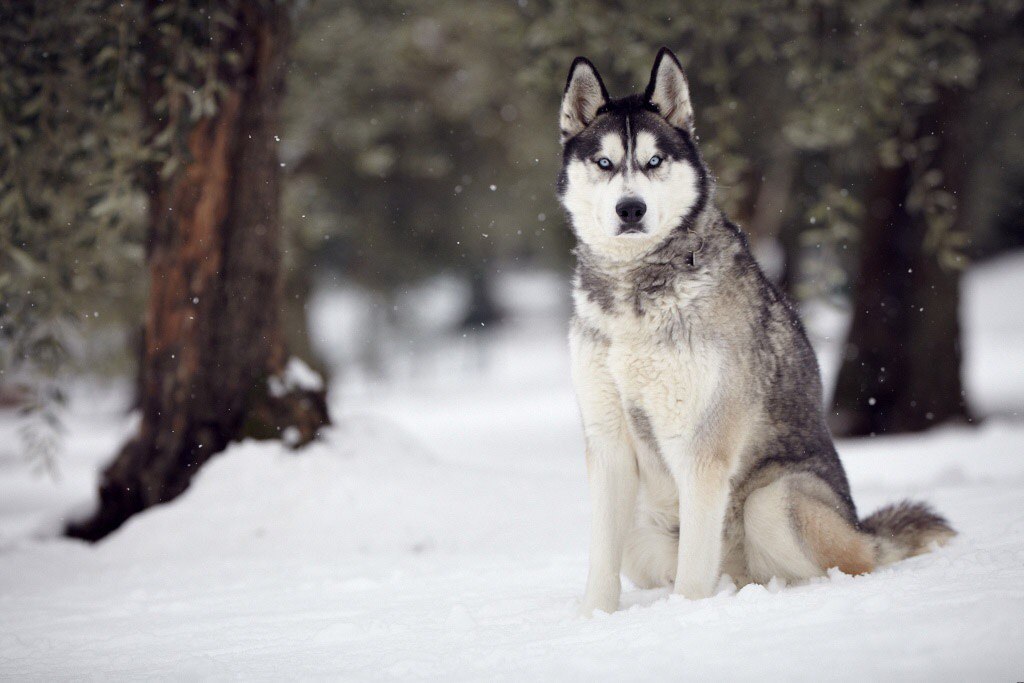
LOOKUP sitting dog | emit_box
[557,48,955,616]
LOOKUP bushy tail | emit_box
[861,501,956,566]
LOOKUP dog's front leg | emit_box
[672,455,731,600]
[570,324,638,617]
[580,432,639,616]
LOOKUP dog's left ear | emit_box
[644,47,694,133]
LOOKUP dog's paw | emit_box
[578,573,621,617]
[673,578,715,601]
[577,600,615,618]
[577,590,619,618]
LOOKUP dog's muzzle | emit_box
[616,198,646,233]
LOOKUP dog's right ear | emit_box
[559,57,608,144]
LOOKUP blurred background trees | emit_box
[1,1,146,474]
[520,0,1024,436]
[283,1,566,330]
[3,0,329,540]
[1,0,1022,525]
[284,0,1023,437]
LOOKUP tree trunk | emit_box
[829,91,971,437]
[67,4,329,542]
[747,145,796,286]
[459,266,503,330]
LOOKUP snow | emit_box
[2,255,1024,679]
[964,252,1024,420]
[269,357,325,397]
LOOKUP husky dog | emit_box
[558,48,955,616]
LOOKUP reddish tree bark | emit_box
[67,4,328,542]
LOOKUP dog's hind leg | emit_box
[743,474,875,584]
[623,516,677,589]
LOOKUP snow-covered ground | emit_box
[1,254,1023,680]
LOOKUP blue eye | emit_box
[648,155,662,168]
[597,157,612,170]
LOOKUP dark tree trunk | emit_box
[777,151,828,300]
[829,91,972,437]
[460,267,503,330]
[67,4,329,542]
[747,145,796,287]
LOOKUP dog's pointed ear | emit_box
[644,47,694,133]
[559,57,608,144]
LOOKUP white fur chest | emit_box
[572,276,724,442]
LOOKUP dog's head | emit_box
[557,48,709,261]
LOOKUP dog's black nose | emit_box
[616,198,647,224]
